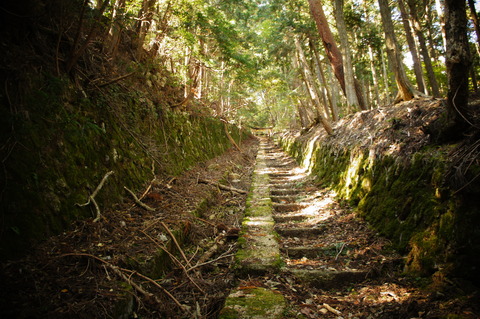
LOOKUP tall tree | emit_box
[407,0,441,97]
[294,35,333,134]
[468,0,480,55]
[445,0,472,131]
[398,0,426,94]
[333,0,360,109]
[378,0,417,102]
[307,0,367,110]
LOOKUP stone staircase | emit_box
[220,137,401,318]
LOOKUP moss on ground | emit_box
[219,287,286,319]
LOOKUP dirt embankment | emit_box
[275,97,480,286]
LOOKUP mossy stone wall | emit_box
[274,131,480,283]
[0,75,249,260]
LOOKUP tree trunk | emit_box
[107,0,126,57]
[310,40,338,121]
[468,0,480,55]
[398,0,426,94]
[294,35,333,134]
[445,0,471,130]
[136,0,156,58]
[378,0,417,102]
[334,0,359,110]
[148,0,172,57]
[307,0,366,110]
[435,0,447,51]
[380,46,392,104]
[407,0,441,98]
[368,46,381,107]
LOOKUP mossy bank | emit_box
[274,99,480,284]
[0,73,249,260]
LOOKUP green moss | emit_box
[274,130,480,281]
[220,287,286,319]
[0,73,250,261]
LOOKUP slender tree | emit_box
[333,0,360,109]
[307,0,367,110]
[378,0,418,102]
[294,35,333,134]
[407,0,441,97]
[398,0,426,94]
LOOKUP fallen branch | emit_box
[98,71,135,88]
[58,253,190,314]
[195,234,226,267]
[222,121,242,152]
[140,230,205,294]
[323,303,341,315]
[124,186,155,211]
[161,222,192,268]
[76,170,114,222]
[189,252,235,273]
[198,178,247,194]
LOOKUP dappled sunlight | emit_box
[244,216,273,227]
[302,135,320,171]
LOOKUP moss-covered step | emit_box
[219,287,286,319]
[236,144,282,275]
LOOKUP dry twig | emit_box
[58,253,190,315]
[140,230,205,294]
[198,178,247,194]
[76,170,114,222]
[124,186,156,211]
[161,222,192,268]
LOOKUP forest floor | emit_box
[1,98,480,318]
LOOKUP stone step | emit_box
[272,214,308,223]
[272,203,306,213]
[285,268,371,289]
[270,189,301,196]
[269,173,295,179]
[274,226,325,237]
[271,196,297,204]
[270,183,303,189]
[281,245,351,259]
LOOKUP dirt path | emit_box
[221,136,479,318]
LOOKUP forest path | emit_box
[221,136,422,318]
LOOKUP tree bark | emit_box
[378,0,417,102]
[398,0,426,94]
[445,0,471,129]
[307,0,366,110]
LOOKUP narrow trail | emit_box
[221,136,423,318]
